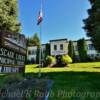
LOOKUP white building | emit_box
[50,39,68,56]
[27,44,46,63]
[27,39,100,63]
[72,39,100,57]
[27,46,37,63]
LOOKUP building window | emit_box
[88,44,94,50]
[28,50,31,55]
[54,45,57,50]
[60,44,63,50]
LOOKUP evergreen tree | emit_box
[36,48,40,64]
[68,41,74,59]
[68,41,75,62]
[32,33,41,64]
[77,38,88,62]
[32,33,41,48]
[45,43,50,59]
[0,0,21,33]
[27,33,41,47]
[83,0,100,52]
[27,37,33,46]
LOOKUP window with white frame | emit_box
[54,45,57,50]
[28,50,31,55]
[60,44,63,50]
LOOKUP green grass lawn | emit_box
[0,62,100,100]
[25,62,100,100]
[25,62,100,73]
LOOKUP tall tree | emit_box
[83,0,100,52]
[32,33,41,64]
[68,41,75,62]
[27,33,41,64]
[77,38,88,62]
[68,41,74,59]
[27,37,33,46]
[27,33,41,47]
[0,0,21,33]
[45,43,50,58]
[32,33,41,48]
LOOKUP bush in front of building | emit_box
[61,55,72,66]
[45,56,56,67]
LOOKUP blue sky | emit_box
[18,0,91,43]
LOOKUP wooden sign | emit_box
[0,32,27,73]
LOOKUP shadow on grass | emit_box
[25,71,100,100]
[25,71,100,80]
[93,67,100,69]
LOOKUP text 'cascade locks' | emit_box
[0,48,25,61]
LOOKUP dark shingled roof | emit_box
[50,38,68,42]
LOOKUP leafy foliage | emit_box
[77,38,88,62]
[32,33,41,48]
[45,43,50,58]
[68,41,76,62]
[0,0,21,33]
[27,37,33,46]
[83,0,100,52]
[27,33,41,48]
[45,56,56,66]
[61,55,72,66]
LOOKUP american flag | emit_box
[37,8,43,25]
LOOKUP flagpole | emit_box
[38,23,42,78]
[38,0,43,78]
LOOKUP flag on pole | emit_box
[37,8,43,25]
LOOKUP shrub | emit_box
[45,56,56,67]
[61,55,72,66]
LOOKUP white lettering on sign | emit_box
[0,48,14,58]
[0,57,15,65]
[0,47,25,66]
[52,51,67,55]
